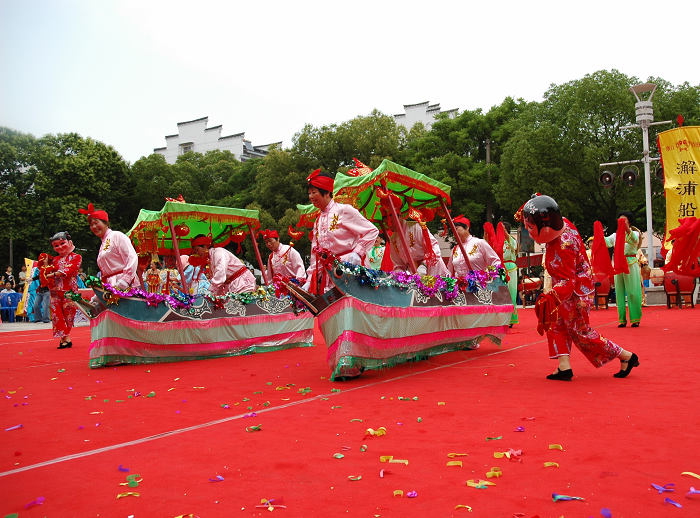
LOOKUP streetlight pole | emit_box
[600,83,671,265]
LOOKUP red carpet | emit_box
[1,306,699,517]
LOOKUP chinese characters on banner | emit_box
[657,126,700,252]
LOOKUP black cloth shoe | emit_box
[546,368,573,381]
[631,323,639,328]
[613,353,639,378]
[57,341,72,349]
[618,323,627,328]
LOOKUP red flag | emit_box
[591,221,614,277]
[613,218,630,275]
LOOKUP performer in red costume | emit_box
[516,195,639,380]
[190,234,256,295]
[261,229,306,283]
[303,169,378,294]
[48,232,82,349]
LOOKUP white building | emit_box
[393,101,458,131]
[154,116,280,164]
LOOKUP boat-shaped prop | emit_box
[283,159,514,380]
[72,200,314,368]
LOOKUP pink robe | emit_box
[305,199,379,293]
[448,235,501,277]
[49,252,81,338]
[389,220,449,277]
[97,229,138,290]
[267,244,305,282]
[208,247,256,295]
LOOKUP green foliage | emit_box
[2,69,697,271]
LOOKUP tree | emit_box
[2,131,133,270]
[494,69,686,236]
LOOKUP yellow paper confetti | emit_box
[389,459,409,465]
[486,467,502,478]
[544,462,559,468]
[116,491,140,499]
[366,427,387,437]
[380,455,393,462]
[682,471,700,479]
[447,453,469,458]
[454,504,473,511]
[393,490,404,497]
[446,461,463,467]
[437,401,446,406]
[548,443,564,450]
[493,451,511,459]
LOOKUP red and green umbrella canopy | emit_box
[127,201,260,256]
[296,159,452,228]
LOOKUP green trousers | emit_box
[614,262,642,325]
[506,264,518,324]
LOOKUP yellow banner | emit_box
[17,257,36,316]
[658,126,700,251]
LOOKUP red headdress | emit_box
[261,229,279,240]
[78,202,109,222]
[307,168,334,192]
[453,215,470,228]
[191,235,212,247]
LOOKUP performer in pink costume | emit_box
[261,229,305,282]
[80,204,138,290]
[387,217,449,277]
[448,215,501,276]
[190,234,256,295]
[517,195,639,381]
[303,169,378,294]
[48,232,82,349]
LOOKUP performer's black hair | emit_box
[50,231,71,242]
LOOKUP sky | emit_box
[1,0,698,164]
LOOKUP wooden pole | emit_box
[439,198,472,271]
[249,226,269,285]
[387,196,418,274]
[166,215,190,294]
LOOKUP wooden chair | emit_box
[663,271,697,309]
[592,273,610,310]
[515,253,543,307]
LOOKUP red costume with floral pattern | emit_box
[49,252,82,339]
[544,220,622,366]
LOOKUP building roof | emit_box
[219,132,245,140]
[177,116,209,126]
[403,101,429,108]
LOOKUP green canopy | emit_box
[333,159,451,224]
[127,201,260,256]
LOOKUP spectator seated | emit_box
[0,292,22,323]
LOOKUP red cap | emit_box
[307,168,334,192]
[261,229,279,239]
[453,215,470,227]
[79,202,109,222]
